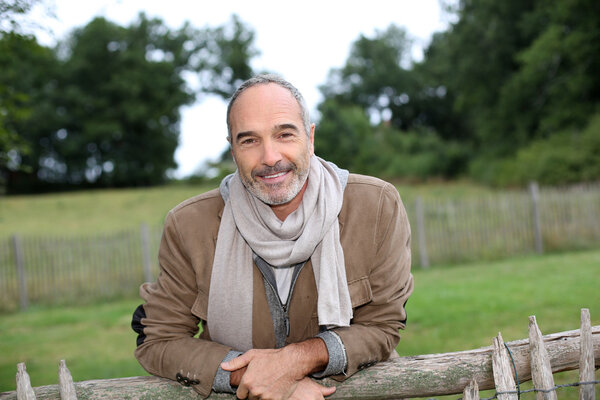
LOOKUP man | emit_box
[131,74,413,399]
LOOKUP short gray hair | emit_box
[226,74,311,141]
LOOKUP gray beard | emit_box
[245,169,309,206]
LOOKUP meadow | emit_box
[1,248,598,397]
[0,180,499,237]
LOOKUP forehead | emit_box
[229,83,303,134]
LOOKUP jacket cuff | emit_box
[212,350,243,393]
[312,331,347,378]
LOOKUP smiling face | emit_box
[229,83,314,208]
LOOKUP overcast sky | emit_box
[28,0,452,178]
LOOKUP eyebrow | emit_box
[275,123,301,133]
[234,123,301,144]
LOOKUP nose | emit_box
[261,139,282,167]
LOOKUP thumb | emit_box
[319,384,336,397]
[220,353,250,371]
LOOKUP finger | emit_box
[221,353,251,371]
[235,381,249,399]
[320,384,336,396]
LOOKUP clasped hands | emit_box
[221,338,336,400]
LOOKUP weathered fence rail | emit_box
[1,182,599,311]
[2,309,597,399]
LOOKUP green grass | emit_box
[401,249,600,356]
[0,180,499,237]
[0,298,148,393]
[0,183,216,237]
[1,249,598,395]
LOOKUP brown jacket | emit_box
[134,174,413,397]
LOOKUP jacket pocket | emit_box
[348,277,373,308]
[191,291,208,320]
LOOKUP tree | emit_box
[0,32,58,191]
[320,25,418,130]
[428,0,600,164]
[316,25,471,178]
[0,0,48,190]
[2,13,258,192]
[316,0,600,184]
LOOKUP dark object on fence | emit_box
[2,309,597,399]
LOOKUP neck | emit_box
[270,179,309,221]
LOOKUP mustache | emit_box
[252,161,296,178]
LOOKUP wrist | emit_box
[285,338,329,376]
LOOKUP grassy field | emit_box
[0,180,501,237]
[1,249,598,396]
[0,184,215,237]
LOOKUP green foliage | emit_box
[0,0,39,34]
[1,13,257,193]
[317,0,600,185]
[315,99,470,179]
[314,100,373,170]
[490,114,600,186]
[0,32,57,186]
[195,14,259,98]
[320,25,417,130]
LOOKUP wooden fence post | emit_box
[140,223,152,283]
[529,182,544,254]
[58,360,77,400]
[528,316,556,400]
[579,308,596,400]
[415,197,429,268]
[12,235,28,311]
[16,362,36,400]
[463,379,480,400]
[492,332,518,400]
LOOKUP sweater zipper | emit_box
[264,266,302,338]
[263,279,290,337]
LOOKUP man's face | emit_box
[229,83,314,206]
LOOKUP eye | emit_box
[280,132,294,139]
[240,137,256,146]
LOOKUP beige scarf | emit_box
[207,156,351,351]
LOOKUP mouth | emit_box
[257,170,290,183]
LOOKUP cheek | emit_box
[233,150,259,173]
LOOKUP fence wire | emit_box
[480,380,600,400]
[444,380,600,400]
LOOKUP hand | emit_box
[222,348,299,399]
[229,366,246,387]
[289,377,336,400]
[221,339,329,399]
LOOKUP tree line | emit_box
[315,0,600,186]
[1,0,599,193]
[0,1,257,193]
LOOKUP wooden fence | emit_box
[1,308,597,399]
[1,182,599,311]
[406,182,600,268]
[0,224,163,312]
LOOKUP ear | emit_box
[309,123,315,156]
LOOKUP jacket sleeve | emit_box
[331,183,414,380]
[132,210,232,398]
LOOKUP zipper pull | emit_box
[285,314,290,337]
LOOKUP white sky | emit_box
[28,0,451,178]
